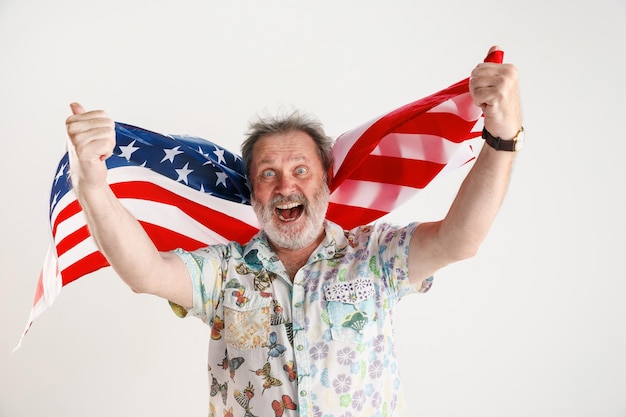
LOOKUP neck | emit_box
[270,232,325,280]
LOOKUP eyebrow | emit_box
[257,154,311,166]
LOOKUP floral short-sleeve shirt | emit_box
[172,220,431,417]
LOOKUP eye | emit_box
[294,166,308,175]
[261,169,276,178]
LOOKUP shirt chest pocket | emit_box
[324,277,378,344]
[223,289,272,350]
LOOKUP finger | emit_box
[70,125,116,162]
[74,135,115,157]
[484,45,504,64]
[65,111,115,136]
[488,45,500,55]
[469,67,496,96]
[471,62,516,89]
[66,108,111,131]
[70,102,85,115]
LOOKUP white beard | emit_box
[252,182,330,251]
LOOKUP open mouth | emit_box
[275,202,304,222]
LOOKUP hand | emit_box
[470,46,522,139]
[65,103,116,190]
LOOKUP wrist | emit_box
[482,126,525,152]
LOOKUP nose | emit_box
[275,172,297,196]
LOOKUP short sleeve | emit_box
[373,221,432,300]
[169,246,226,324]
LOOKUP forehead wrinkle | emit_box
[257,153,311,167]
[252,131,320,171]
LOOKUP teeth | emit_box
[276,202,300,209]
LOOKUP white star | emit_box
[51,191,60,208]
[198,145,211,159]
[54,162,67,185]
[175,162,194,184]
[161,146,184,163]
[118,140,140,161]
[215,172,228,187]
[213,146,226,164]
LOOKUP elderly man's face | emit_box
[249,130,330,250]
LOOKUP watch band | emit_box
[482,127,524,152]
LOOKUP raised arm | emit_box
[66,103,192,308]
[408,46,523,286]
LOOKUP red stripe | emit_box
[52,182,258,246]
[140,221,208,251]
[54,183,260,286]
[111,181,258,243]
[393,112,480,142]
[348,155,445,189]
[331,79,471,192]
[58,221,223,286]
[61,251,108,286]
[51,200,82,237]
[55,225,90,257]
[326,202,387,230]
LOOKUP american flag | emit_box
[14,50,503,351]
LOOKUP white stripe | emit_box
[107,166,259,227]
[471,117,484,133]
[371,133,474,164]
[56,236,100,271]
[429,92,482,121]
[51,166,259,243]
[332,115,380,175]
[49,188,79,230]
[120,198,234,244]
[329,138,478,213]
[330,180,421,213]
[54,208,88,243]
[17,239,90,352]
[55,198,257,269]
[55,198,254,270]
[14,245,63,352]
[439,139,481,175]
[332,93,479,175]
[41,244,63,305]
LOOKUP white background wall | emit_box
[2,1,625,416]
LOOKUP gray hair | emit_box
[241,110,334,189]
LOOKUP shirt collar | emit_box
[310,220,347,262]
[243,220,349,274]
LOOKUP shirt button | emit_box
[297,344,304,351]
[300,390,307,397]
[294,302,302,308]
